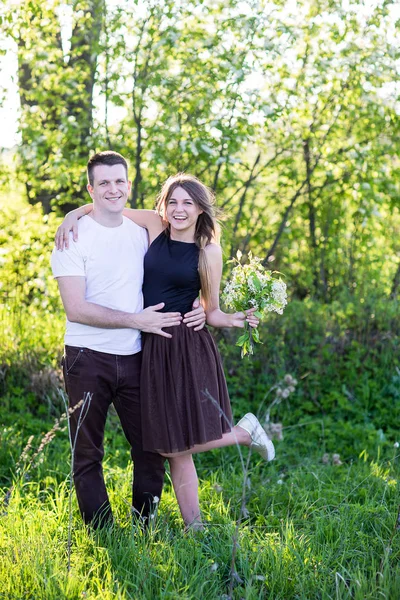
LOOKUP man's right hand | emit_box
[134,303,182,338]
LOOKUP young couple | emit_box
[52,151,275,531]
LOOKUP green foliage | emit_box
[0,188,64,424]
[0,188,61,312]
[2,0,105,212]
[2,0,399,302]
[220,296,400,447]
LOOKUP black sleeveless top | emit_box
[143,230,201,314]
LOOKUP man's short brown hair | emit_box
[87,151,128,186]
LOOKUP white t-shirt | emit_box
[51,215,148,355]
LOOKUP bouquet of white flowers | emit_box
[222,250,287,357]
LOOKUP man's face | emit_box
[87,164,131,215]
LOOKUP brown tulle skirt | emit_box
[140,325,233,454]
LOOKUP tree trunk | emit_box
[67,0,105,148]
[229,152,261,257]
[303,138,320,295]
[17,5,63,212]
[16,0,104,213]
[390,262,400,299]
[131,116,143,208]
[263,180,308,265]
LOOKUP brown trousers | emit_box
[62,345,165,527]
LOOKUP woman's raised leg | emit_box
[163,414,275,462]
[163,425,249,458]
[163,414,274,528]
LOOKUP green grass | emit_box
[1,419,399,600]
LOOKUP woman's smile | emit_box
[166,186,203,239]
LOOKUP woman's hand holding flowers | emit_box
[223,251,287,357]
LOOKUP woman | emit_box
[56,173,275,530]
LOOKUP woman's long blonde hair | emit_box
[156,173,219,306]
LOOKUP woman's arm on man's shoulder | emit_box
[55,204,93,250]
[122,209,164,242]
[55,206,165,250]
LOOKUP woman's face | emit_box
[166,186,203,234]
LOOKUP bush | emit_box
[220,297,399,439]
[0,192,61,312]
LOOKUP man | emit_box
[51,151,205,528]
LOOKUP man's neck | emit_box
[90,209,124,228]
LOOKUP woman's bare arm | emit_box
[55,204,93,249]
[122,209,165,243]
[55,206,165,249]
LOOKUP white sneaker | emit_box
[237,413,275,462]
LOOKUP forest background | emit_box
[0,0,399,598]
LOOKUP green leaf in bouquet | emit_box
[236,332,249,347]
[251,327,261,343]
[254,311,263,319]
[252,274,262,291]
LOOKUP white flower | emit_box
[247,276,257,294]
[332,454,342,466]
[266,422,283,441]
[271,280,288,310]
